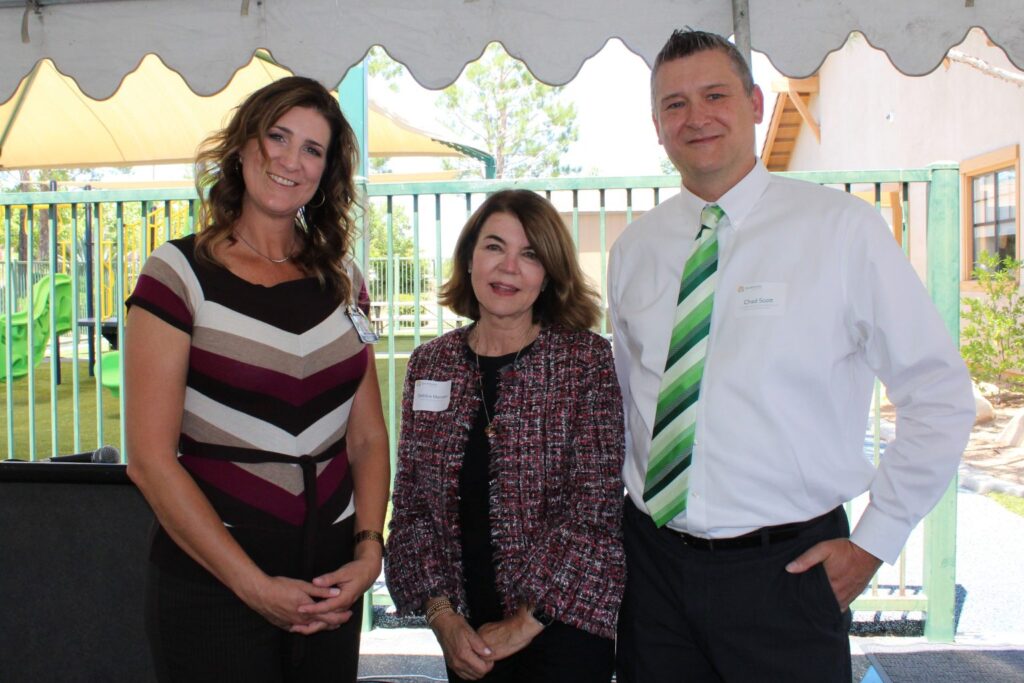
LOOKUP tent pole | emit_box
[731,0,752,67]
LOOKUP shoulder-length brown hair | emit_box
[193,76,360,304]
[439,189,601,330]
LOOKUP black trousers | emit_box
[616,497,852,683]
[145,561,362,683]
[447,619,614,683]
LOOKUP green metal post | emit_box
[4,206,14,459]
[338,61,369,273]
[26,207,37,460]
[599,190,608,335]
[338,63,377,632]
[412,195,421,347]
[48,202,59,457]
[94,204,105,448]
[434,195,443,337]
[117,203,126,458]
[71,203,82,452]
[923,162,961,643]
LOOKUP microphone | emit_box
[48,445,120,464]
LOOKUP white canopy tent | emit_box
[1,0,1022,103]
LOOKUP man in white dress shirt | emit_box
[609,29,975,682]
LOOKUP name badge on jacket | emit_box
[413,380,452,412]
[734,282,786,317]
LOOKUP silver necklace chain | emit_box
[473,324,534,437]
[234,230,295,264]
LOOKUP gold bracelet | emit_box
[354,529,385,551]
[424,597,454,626]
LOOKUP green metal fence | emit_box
[0,166,963,640]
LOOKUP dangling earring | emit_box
[467,265,472,274]
[540,278,548,292]
[296,205,310,234]
[308,188,326,208]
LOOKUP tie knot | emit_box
[701,204,725,231]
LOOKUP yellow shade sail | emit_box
[0,53,471,170]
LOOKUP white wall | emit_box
[787,29,1024,171]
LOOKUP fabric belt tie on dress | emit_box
[179,442,337,667]
[662,506,840,551]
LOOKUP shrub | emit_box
[961,251,1024,388]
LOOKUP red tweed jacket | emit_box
[385,324,626,639]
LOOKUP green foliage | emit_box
[988,491,1024,518]
[366,46,404,92]
[366,201,433,299]
[437,44,579,179]
[961,251,1024,387]
[367,202,415,259]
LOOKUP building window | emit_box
[962,145,1020,279]
[971,168,1017,268]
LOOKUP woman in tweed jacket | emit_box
[386,190,626,682]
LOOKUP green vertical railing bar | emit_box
[870,380,882,595]
[385,196,398,467]
[145,200,154,256]
[26,207,37,460]
[434,195,443,338]
[571,190,579,245]
[923,162,961,643]
[163,200,172,244]
[901,182,911,257]
[94,204,105,448]
[71,203,83,452]
[117,203,127,459]
[3,206,14,459]
[598,190,608,335]
[412,195,422,347]
[47,202,59,457]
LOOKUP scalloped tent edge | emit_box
[1,0,1022,102]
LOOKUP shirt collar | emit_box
[678,158,771,236]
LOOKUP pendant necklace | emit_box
[474,324,534,438]
[234,229,295,264]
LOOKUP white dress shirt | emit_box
[608,160,975,564]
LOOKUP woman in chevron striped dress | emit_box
[125,77,389,683]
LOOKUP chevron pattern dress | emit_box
[127,235,370,582]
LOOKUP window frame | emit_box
[961,144,1020,284]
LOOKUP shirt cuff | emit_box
[849,504,911,565]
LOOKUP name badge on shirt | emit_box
[413,380,452,412]
[346,305,380,343]
[734,282,786,317]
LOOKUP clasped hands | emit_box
[433,604,544,681]
[241,556,380,634]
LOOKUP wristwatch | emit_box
[531,606,555,628]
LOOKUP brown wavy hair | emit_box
[193,76,360,304]
[439,190,601,330]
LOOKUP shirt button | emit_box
[691,492,700,499]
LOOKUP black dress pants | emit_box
[616,497,853,683]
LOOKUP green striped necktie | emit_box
[643,203,725,527]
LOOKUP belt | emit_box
[662,507,838,551]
